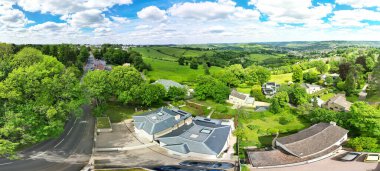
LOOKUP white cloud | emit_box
[330,9,380,27]
[68,9,111,28]
[250,0,333,24]
[29,22,67,32]
[111,16,130,24]
[137,6,167,21]
[0,3,32,29]
[167,0,260,20]
[16,0,132,15]
[336,0,380,8]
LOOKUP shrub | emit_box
[348,137,379,152]
[279,116,293,125]
[216,104,228,113]
[247,125,259,130]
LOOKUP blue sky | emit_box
[1,0,380,44]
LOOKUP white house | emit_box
[227,90,255,108]
[301,83,324,94]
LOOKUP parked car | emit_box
[340,152,361,161]
[179,160,235,169]
[153,165,223,171]
[364,153,380,163]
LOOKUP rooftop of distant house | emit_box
[153,79,185,91]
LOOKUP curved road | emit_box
[0,105,95,171]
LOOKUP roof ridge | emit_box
[282,123,331,145]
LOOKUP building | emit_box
[248,122,348,168]
[158,117,232,159]
[227,90,255,108]
[301,83,324,94]
[133,108,192,141]
[153,79,186,91]
[262,82,280,96]
[275,122,348,158]
[323,94,352,112]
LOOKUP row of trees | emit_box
[0,46,86,158]
[82,66,187,113]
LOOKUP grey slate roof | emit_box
[230,90,247,100]
[153,79,185,91]
[276,122,348,158]
[133,107,191,135]
[158,116,231,156]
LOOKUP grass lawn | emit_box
[132,47,178,62]
[237,87,251,94]
[269,73,292,84]
[185,99,237,119]
[320,93,336,101]
[97,117,111,129]
[238,110,309,148]
[366,92,380,103]
[143,57,222,83]
[104,102,162,123]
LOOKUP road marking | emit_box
[0,162,13,166]
[67,127,73,136]
[54,139,65,148]
[74,118,78,125]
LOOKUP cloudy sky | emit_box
[1,0,380,44]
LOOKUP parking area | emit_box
[95,122,143,148]
[93,120,236,170]
[252,150,380,171]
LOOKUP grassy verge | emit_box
[97,117,111,129]
[105,102,162,123]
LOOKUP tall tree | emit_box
[292,65,303,83]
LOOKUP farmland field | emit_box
[143,57,222,83]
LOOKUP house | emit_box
[275,122,348,158]
[133,108,192,141]
[301,83,324,94]
[262,82,280,96]
[323,94,352,112]
[123,63,131,67]
[311,97,324,107]
[153,79,186,91]
[321,73,340,81]
[158,116,232,159]
[248,122,348,167]
[227,90,255,108]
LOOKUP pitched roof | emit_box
[248,145,340,167]
[325,94,352,110]
[158,117,231,156]
[133,108,191,135]
[230,90,247,100]
[276,122,348,158]
[302,83,322,89]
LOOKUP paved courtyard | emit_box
[251,151,380,171]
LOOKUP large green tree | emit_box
[0,48,85,157]
[347,102,380,138]
[287,84,309,106]
[82,70,111,106]
[292,65,303,83]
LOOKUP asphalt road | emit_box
[0,105,95,171]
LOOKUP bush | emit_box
[279,116,293,125]
[247,125,259,130]
[348,137,379,152]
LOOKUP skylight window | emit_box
[190,134,199,138]
[200,128,212,134]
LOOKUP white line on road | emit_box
[74,118,78,125]
[67,127,73,136]
[54,138,65,148]
[0,162,13,166]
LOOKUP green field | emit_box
[320,93,336,101]
[132,46,215,62]
[249,53,282,62]
[143,57,222,83]
[269,73,293,84]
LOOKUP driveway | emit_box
[251,151,379,171]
